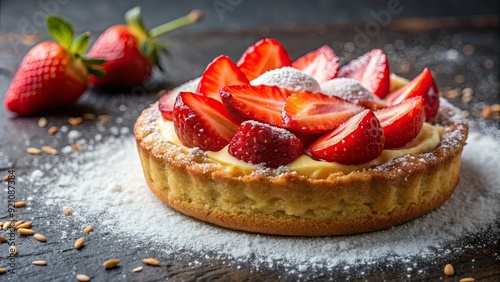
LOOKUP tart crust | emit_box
[134,98,468,236]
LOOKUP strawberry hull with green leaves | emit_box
[158,38,439,168]
[88,7,202,87]
[4,16,104,116]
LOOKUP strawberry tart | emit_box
[134,38,468,236]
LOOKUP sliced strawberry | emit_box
[374,96,425,149]
[338,49,390,99]
[158,90,178,120]
[307,109,385,165]
[283,91,365,134]
[220,85,291,127]
[384,68,439,121]
[228,120,303,168]
[237,38,292,81]
[292,45,339,83]
[197,55,249,102]
[173,92,242,151]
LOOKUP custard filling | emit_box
[157,119,442,178]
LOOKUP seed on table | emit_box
[9,246,18,255]
[2,175,9,181]
[27,147,42,155]
[41,146,58,155]
[14,220,24,227]
[0,268,6,274]
[459,278,475,282]
[132,266,143,272]
[74,237,85,249]
[97,115,111,122]
[444,263,454,276]
[3,221,13,229]
[83,113,96,120]
[16,221,33,229]
[48,126,58,135]
[84,226,93,233]
[38,117,48,127]
[14,201,27,208]
[68,117,84,126]
[103,259,120,269]
[143,258,160,266]
[71,144,84,151]
[34,233,47,242]
[0,236,7,243]
[63,209,72,215]
[32,260,47,266]
[18,228,35,235]
[76,274,91,281]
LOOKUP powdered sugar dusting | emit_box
[38,122,500,274]
[250,67,320,92]
[320,78,382,104]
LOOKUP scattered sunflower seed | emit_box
[48,126,58,135]
[74,237,85,249]
[32,260,47,266]
[132,266,143,273]
[3,221,13,229]
[84,226,94,233]
[68,117,84,126]
[459,278,475,282]
[97,115,111,122]
[16,221,33,229]
[18,228,35,235]
[41,146,58,155]
[14,201,26,208]
[76,274,91,281]
[0,268,6,274]
[143,258,160,266]
[0,236,7,243]
[38,117,48,127]
[27,147,42,155]
[63,209,72,216]
[444,264,454,276]
[83,113,96,120]
[103,259,120,269]
[71,144,84,151]
[14,220,24,227]
[34,233,47,242]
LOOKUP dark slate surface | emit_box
[0,4,499,282]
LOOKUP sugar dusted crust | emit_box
[134,98,468,236]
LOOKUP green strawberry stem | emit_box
[45,15,106,78]
[149,10,203,38]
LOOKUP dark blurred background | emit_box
[0,0,499,34]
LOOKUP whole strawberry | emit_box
[4,16,104,116]
[88,7,202,86]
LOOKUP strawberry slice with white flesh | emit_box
[173,92,242,151]
[307,109,385,165]
[384,67,439,121]
[283,91,365,134]
[375,96,425,149]
[292,45,340,83]
[220,85,291,127]
[237,38,292,81]
[197,55,249,102]
[338,48,390,99]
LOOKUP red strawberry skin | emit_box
[384,68,439,121]
[173,92,242,151]
[220,85,291,127]
[237,38,292,81]
[292,45,339,83]
[307,109,385,165]
[283,91,365,134]
[338,49,390,99]
[375,96,425,149]
[88,25,151,86]
[4,42,88,116]
[228,120,303,168]
[197,55,249,101]
[158,90,177,120]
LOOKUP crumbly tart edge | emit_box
[134,98,468,236]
